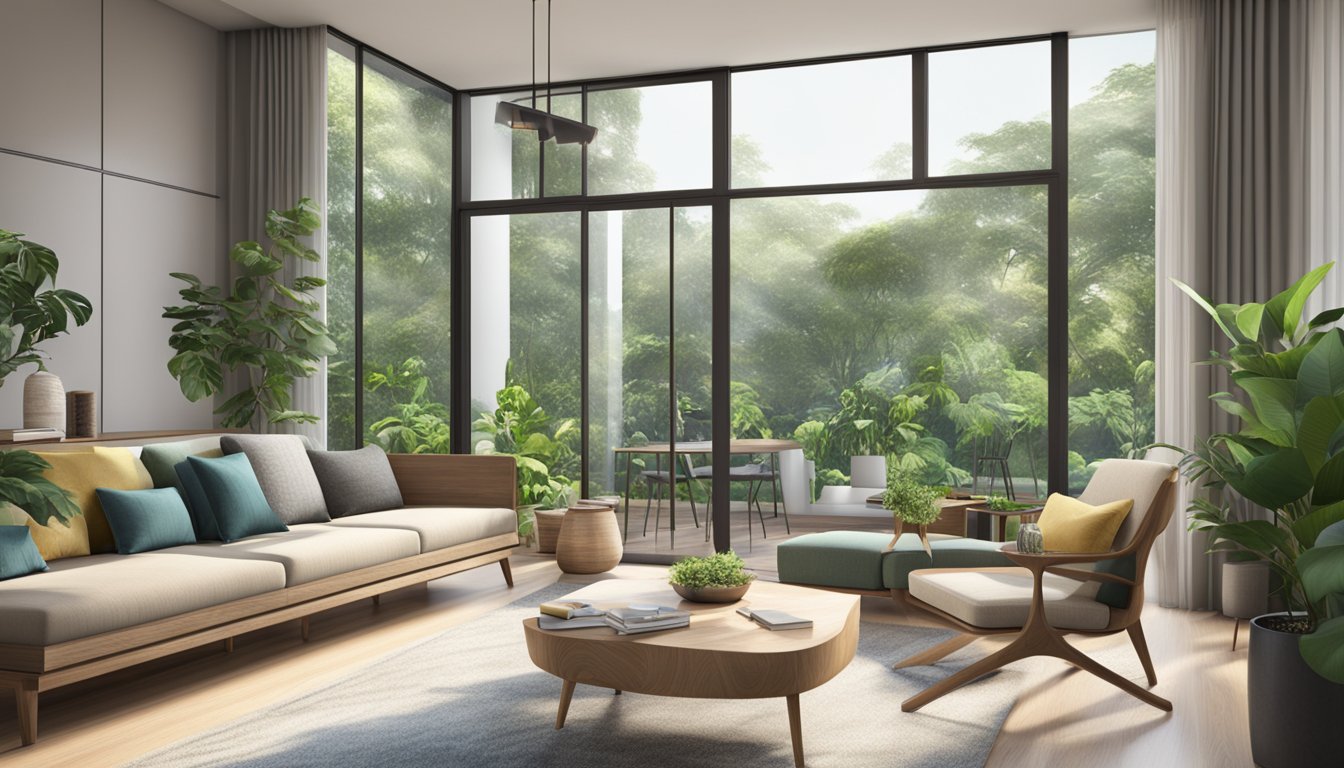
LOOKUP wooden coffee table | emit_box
[523,579,859,767]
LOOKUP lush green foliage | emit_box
[882,469,943,526]
[0,436,80,526]
[474,363,580,510]
[163,198,335,429]
[1166,263,1344,681]
[1299,520,1344,682]
[0,230,93,384]
[667,550,755,589]
[365,357,451,454]
[985,494,1038,512]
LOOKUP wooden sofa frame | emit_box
[0,453,519,747]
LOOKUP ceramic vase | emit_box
[1017,522,1045,554]
[23,371,65,432]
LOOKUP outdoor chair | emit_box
[895,458,1178,713]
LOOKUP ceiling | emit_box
[163,0,1157,90]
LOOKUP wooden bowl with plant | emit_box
[668,550,756,603]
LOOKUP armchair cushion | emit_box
[908,566,1112,631]
[1036,493,1132,553]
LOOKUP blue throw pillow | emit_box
[0,525,49,580]
[187,453,287,542]
[175,459,222,541]
[96,487,198,554]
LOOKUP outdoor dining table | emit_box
[612,438,802,546]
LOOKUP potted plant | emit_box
[882,467,941,556]
[668,550,756,603]
[1167,264,1344,768]
[162,197,335,431]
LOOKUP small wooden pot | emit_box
[556,504,623,574]
[535,509,566,554]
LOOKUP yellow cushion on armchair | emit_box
[1035,493,1132,553]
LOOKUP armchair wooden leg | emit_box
[499,558,514,587]
[1127,620,1158,686]
[893,633,979,669]
[902,634,1033,711]
[1050,633,1172,711]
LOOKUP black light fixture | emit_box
[495,0,598,145]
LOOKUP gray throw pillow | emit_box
[220,434,329,525]
[307,445,404,518]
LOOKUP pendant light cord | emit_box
[547,0,553,112]
[531,0,537,106]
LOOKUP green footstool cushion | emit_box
[776,531,1012,592]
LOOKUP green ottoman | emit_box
[776,531,1011,593]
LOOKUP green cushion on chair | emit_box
[881,536,1011,589]
[777,531,890,590]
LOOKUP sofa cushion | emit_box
[221,435,329,525]
[881,535,1011,590]
[908,567,1113,631]
[326,506,516,553]
[97,487,198,554]
[164,523,421,585]
[186,454,288,542]
[0,525,48,581]
[307,445,403,518]
[33,447,153,557]
[0,551,287,645]
[776,530,890,590]
[139,437,223,492]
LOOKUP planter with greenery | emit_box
[0,230,90,530]
[668,550,756,603]
[882,467,942,556]
[162,198,335,430]
[1165,264,1344,768]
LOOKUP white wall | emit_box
[0,0,225,433]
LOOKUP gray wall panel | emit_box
[0,0,102,167]
[102,176,222,431]
[104,0,222,195]
[0,154,103,428]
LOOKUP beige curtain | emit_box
[226,26,328,446]
[1153,0,1344,610]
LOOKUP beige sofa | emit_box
[0,447,519,747]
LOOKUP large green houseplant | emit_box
[162,198,335,430]
[1166,263,1344,768]
[0,230,89,526]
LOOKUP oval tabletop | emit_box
[523,579,860,700]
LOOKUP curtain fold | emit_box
[226,26,329,447]
[1153,0,1343,609]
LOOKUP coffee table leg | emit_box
[786,693,804,767]
[555,679,576,730]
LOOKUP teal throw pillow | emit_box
[96,487,198,554]
[140,437,223,490]
[175,459,222,541]
[0,525,49,580]
[187,454,287,542]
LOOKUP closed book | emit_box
[538,615,609,631]
[737,608,812,631]
[605,615,689,635]
[0,427,64,442]
[540,600,604,620]
[607,605,687,624]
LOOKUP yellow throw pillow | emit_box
[36,448,153,555]
[1035,493,1133,553]
[0,502,92,560]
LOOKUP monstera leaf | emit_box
[0,450,79,527]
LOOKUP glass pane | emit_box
[543,92,583,197]
[588,81,713,195]
[469,91,540,200]
[732,187,1048,527]
[732,57,913,188]
[928,41,1051,176]
[361,54,454,452]
[470,213,583,509]
[1067,32,1156,493]
[325,38,357,449]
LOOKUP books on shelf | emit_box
[605,604,690,635]
[0,427,64,443]
[736,607,813,631]
[539,600,605,620]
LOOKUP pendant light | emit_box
[495,0,598,145]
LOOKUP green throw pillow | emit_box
[0,525,48,580]
[96,487,198,554]
[140,437,223,490]
[187,454,287,542]
[175,459,222,541]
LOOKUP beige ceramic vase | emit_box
[555,502,623,574]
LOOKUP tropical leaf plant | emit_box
[162,197,335,430]
[1163,262,1344,682]
[364,357,451,454]
[0,443,80,526]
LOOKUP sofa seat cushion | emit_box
[325,506,516,553]
[162,523,421,585]
[908,567,1113,631]
[776,531,1009,591]
[881,535,1011,590]
[0,551,287,645]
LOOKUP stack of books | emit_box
[604,605,690,635]
[735,607,813,631]
[537,600,608,630]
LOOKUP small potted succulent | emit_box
[668,550,756,603]
[882,468,941,555]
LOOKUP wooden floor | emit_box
[0,555,1251,767]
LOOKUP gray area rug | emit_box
[127,583,1034,768]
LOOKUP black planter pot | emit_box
[1248,613,1344,768]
